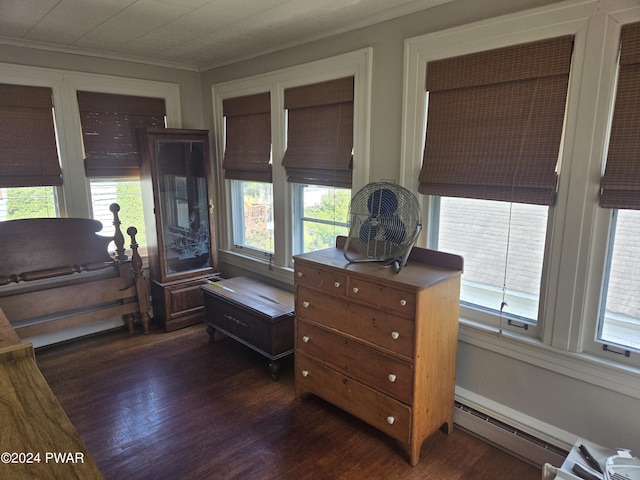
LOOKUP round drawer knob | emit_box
[297,271,302,277]
[302,335,310,343]
[400,299,407,306]
[334,282,340,288]
[302,301,310,308]
[387,416,395,425]
[391,331,400,340]
[388,374,397,383]
[301,370,309,377]
[352,287,359,294]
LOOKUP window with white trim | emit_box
[595,21,640,356]
[222,92,274,258]
[0,83,62,220]
[212,49,371,274]
[420,36,573,334]
[283,76,354,255]
[403,1,640,372]
[1,63,181,231]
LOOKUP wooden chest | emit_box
[201,277,294,380]
[293,240,462,465]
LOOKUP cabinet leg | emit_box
[268,361,280,381]
[207,325,216,343]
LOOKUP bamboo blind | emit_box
[222,92,272,183]
[0,84,62,188]
[77,91,166,178]
[419,36,574,205]
[282,77,353,188]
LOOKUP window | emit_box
[231,180,274,254]
[293,184,350,255]
[420,37,572,330]
[77,91,166,245]
[284,77,354,255]
[89,179,147,249]
[0,186,58,220]
[597,22,640,354]
[0,83,62,220]
[212,48,371,277]
[222,92,274,257]
[599,209,640,352]
[401,0,640,404]
[431,197,548,325]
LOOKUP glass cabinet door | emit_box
[155,139,212,277]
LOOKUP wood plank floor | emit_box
[36,323,542,480]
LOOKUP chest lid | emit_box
[201,276,294,319]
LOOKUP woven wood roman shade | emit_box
[419,36,574,205]
[282,76,354,188]
[77,91,166,178]
[222,92,272,182]
[0,83,62,188]
[600,22,640,209]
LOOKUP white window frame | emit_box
[401,0,640,397]
[0,62,181,219]
[211,48,372,285]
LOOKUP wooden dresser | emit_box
[293,240,462,466]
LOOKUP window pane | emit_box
[599,209,640,351]
[232,180,274,254]
[435,197,548,323]
[89,179,146,248]
[0,186,57,220]
[297,185,350,254]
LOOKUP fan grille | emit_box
[347,182,421,261]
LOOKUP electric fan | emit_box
[343,181,422,273]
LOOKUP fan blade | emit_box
[367,187,398,215]
[359,218,379,243]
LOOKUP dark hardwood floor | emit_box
[36,323,541,480]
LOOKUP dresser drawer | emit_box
[295,352,411,444]
[348,278,415,318]
[295,263,347,297]
[297,320,412,404]
[296,287,414,359]
[204,294,293,357]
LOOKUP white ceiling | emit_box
[0,0,453,71]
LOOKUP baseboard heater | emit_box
[453,401,569,467]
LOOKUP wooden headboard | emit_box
[0,204,150,340]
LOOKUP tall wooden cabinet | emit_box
[293,240,462,466]
[139,128,219,331]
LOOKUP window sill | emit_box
[218,249,294,287]
[458,318,640,401]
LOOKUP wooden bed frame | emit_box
[0,204,151,340]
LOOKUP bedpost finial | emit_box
[111,203,127,262]
[127,226,144,280]
[127,226,138,241]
